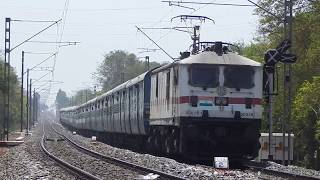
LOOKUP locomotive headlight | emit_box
[215,97,228,106]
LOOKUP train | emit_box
[60,41,263,162]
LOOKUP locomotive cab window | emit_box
[224,65,255,89]
[189,65,219,88]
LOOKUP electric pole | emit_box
[283,0,294,165]
[3,18,11,141]
[33,89,36,126]
[29,79,32,132]
[20,51,24,132]
[26,69,29,134]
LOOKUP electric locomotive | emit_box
[60,41,262,161]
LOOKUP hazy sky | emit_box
[0,0,260,109]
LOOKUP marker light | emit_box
[190,96,198,107]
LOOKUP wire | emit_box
[162,1,255,7]
[136,26,175,61]
[10,19,62,52]
[45,0,70,105]
[24,52,55,54]
[7,6,160,11]
[247,0,283,21]
[32,71,52,84]
[27,41,80,44]
[190,0,214,14]
[11,19,58,23]
[24,53,57,75]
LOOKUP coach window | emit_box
[224,65,255,89]
[122,91,126,107]
[117,92,119,102]
[156,74,159,98]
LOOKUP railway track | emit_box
[41,123,185,180]
[244,161,320,180]
[40,124,101,180]
[50,122,320,180]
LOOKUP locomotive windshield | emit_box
[189,65,219,88]
[223,65,255,89]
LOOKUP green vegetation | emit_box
[293,77,320,168]
[55,89,69,109]
[96,50,161,91]
[242,0,320,169]
[0,59,27,137]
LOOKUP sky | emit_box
[0,0,260,110]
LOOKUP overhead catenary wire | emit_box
[10,19,62,52]
[23,52,55,55]
[24,53,57,75]
[162,1,255,7]
[11,19,59,23]
[27,41,80,44]
[142,8,175,50]
[45,0,70,104]
[143,2,214,52]
[136,26,175,61]
[247,0,283,21]
[32,71,52,84]
[162,1,283,21]
[5,6,161,12]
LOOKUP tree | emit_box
[292,77,320,169]
[96,50,161,91]
[55,89,69,110]
[70,89,95,106]
[253,2,320,120]
[252,1,320,167]
[0,58,27,135]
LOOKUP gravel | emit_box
[0,124,78,180]
[45,124,146,180]
[55,123,320,179]
[266,161,320,178]
[54,123,260,180]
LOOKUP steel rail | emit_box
[244,161,320,180]
[51,124,186,180]
[40,130,101,180]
